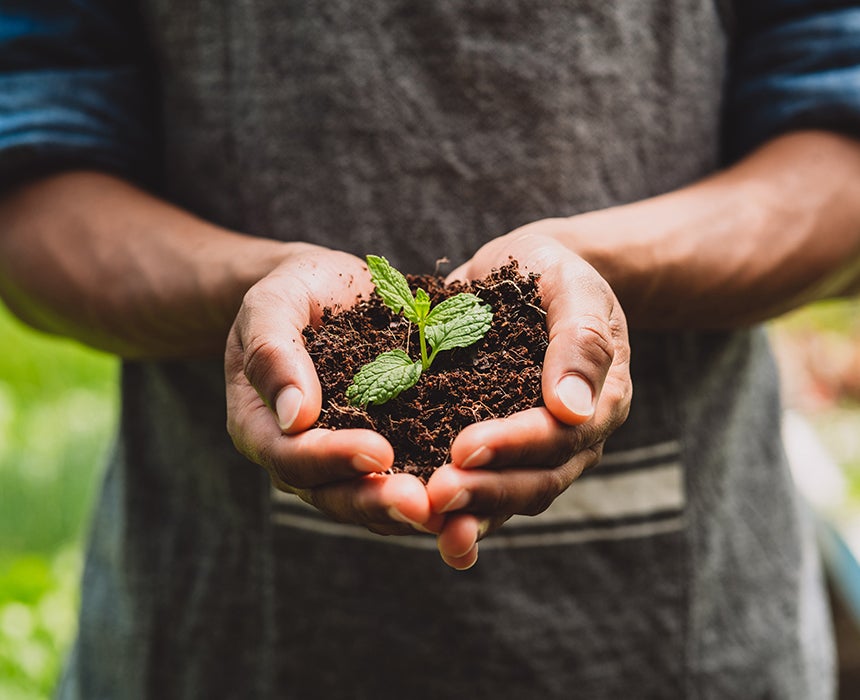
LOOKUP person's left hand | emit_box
[425,223,632,569]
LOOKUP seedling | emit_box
[347,255,493,406]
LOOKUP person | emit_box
[1,1,858,697]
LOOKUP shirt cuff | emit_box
[724,7,860,160]
[0,66,157,190]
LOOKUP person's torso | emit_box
[61,3,833,698]
[139,0,727,270]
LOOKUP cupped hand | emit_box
[225,244,438,535]
[427,224,632,568]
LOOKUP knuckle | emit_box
[365,523,392,536]
[613,391,633,427]
[562,423,602,460]
[483,480,510,515]
[586,442,605,466]
[224,327,245,372]
[580,443,605,472]
[301,489,352,523]
[609,305,630,342]
[225,401,256,453]
[278,462,315,490]
[550,313,617,372]
[240,435,309,492]
[242,337,287,397]
[225,412,242,443]
[236,286,275,334]
[602,379,633,428]
[269,471,299,496]
[553,424,589,465]
[240,283,281,314]
[521,471,566,516]
[576,316,615,367]
[250,438,278,473]
[548,431,580,468]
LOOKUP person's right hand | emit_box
[225,244,438,535]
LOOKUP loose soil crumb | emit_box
[304,262,548,481]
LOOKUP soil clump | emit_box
[305,262,548,481]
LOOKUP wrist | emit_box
[0,171,337,357]
[216,239,325,316]
[556,177,769,328]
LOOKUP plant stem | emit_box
[427,344,441,368]
[418,321,430,370]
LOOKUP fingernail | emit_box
[352,453,386,472]
[440,489,470,513]
[387,506,432,533]
[439,534,475,559]
[556,375,594,418]
[461,446,493,468]
[450,542,479,570]
[275,386,303,431]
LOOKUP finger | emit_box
[541,273,618,425]
[437,514,486,570]
[229,282,321,434]
[441,543,479,571]
[272,428,397,489]
[227,380,394,488]
[426,449,599,518]
[308,472,435,528]
[364,515,445,536]
[449,407,603,471]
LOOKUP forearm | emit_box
[0,171,294,357]
[559,131,860,329]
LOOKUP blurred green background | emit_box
[0,304,117,700]
[0,297,857,699]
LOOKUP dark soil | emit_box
[304,262,548,481]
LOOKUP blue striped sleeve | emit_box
[725,1,860,159]
[0,1,157,189]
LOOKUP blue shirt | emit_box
[726,1,860,157]
[0,2,155,188]
[0,1,859,186]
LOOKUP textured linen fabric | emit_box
[0,1,855,698]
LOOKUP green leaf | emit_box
[366,255,418,323]
[425,292,486,326]
[346,349,423,406]
[414,288,431,321]
[426,298,493,355]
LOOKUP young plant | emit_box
[347,255,493,406]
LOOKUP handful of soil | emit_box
[304,262,548,481]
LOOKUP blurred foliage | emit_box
[776,297,860,335]
[0,552,80,700]
[0,304,117,699]
[776,299,860,336]
[770,297,860,501]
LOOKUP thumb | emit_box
[227,286,321,434]
[541,278,618,426]
[542,316,614,426]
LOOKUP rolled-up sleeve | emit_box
[724,1,860,160]
[0,1,157,189]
